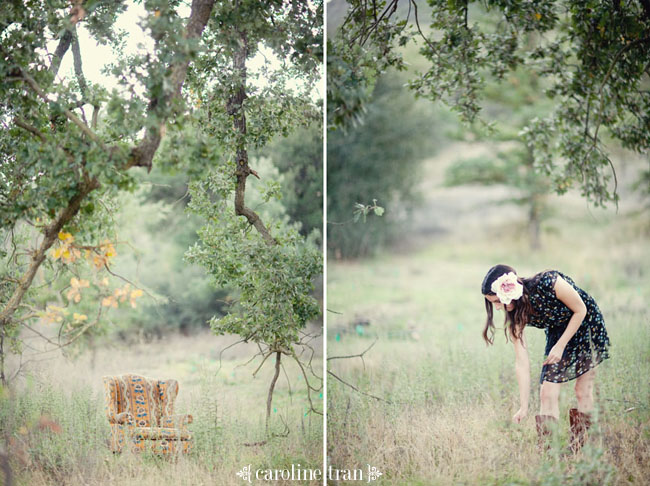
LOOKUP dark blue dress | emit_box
[525,270,610,384]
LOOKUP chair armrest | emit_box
[108,412,134,425]
[161,414,193,428]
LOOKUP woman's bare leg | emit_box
[539,380,562,418]
[574,368,596,413]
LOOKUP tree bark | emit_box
[266,351,282,434]
[528,195,542,251]
[229,30,277,246]
[70,30,87,97]
[50,29,73,75]
[128,0,217,171]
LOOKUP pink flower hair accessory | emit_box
[491,272,523,305]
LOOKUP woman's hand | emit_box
[542,343,566,365]
[513,407,528,424]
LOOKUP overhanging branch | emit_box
[127,0,217,171]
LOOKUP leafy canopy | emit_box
[329,0,650,206]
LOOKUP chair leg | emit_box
[569,408,592,453]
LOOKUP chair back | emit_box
[103,374,179,427]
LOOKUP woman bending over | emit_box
[481,264,610,452]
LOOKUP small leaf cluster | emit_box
[353,200,385,223]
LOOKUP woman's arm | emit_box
[512,328,530,423]
[542,276,587,366]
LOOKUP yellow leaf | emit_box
[73,313,88,322]
[154,9,161,17]
[101,296,118,308]
[130,289,143,299]
[52,247,63,259]
[93,254,106,269]
[114,284,130,302]
[62,250,71,259]
[70,277,79,287]
[58,231,72,241]
[74,294,81,303]
[534,12,541,20]
[104,243,117,258]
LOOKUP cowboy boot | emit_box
[569,408,592,453]
[535,415,557,451]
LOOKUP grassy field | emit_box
[1,327,323,486]
[327,149,650,485]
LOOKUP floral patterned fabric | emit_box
[103,374,193,454]
[525,270,610,384]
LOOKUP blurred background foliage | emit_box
[327,71,457,258]
[326,0,649,259]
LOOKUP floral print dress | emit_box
[525,270,610,384]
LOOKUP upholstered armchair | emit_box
[102,373,193,454]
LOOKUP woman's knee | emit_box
[540,382,560,403]
[574,370,595,401]
[574,381,593,402]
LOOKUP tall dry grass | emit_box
[1,329,323,486]
[327,191,650,485]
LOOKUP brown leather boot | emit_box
[569,408,592,453]
[535,415,557,451]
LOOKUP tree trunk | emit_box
[266,351,282,435]
[229,29,276,246]
[0,328,5,386]
[528,195,542,251]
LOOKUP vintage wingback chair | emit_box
[103,374,193,454]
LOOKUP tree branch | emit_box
[13,117,46,143]
[50,29,73,76]
[13,116,76,165]
[327,338,377,371]
[230,29,277,246]
[327,370,391,403]
[0,179,99,328]
[581,35,650,200]
[0,0,217,384]
[70,30,88,98]
[17,69,107,149]
[127,0,217,171]
[266,351,282,434]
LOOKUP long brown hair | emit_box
[481,264,537,345]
